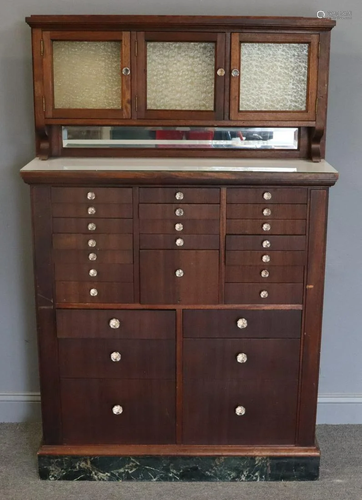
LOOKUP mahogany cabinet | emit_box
[22,15,337,482]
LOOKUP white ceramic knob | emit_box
[236,353,248,364]
[262,223,271,232]
[175,192,184,200]
[88,207,96,215]
[175,269,184,278]
[176,238,184,247]
[109,318,120,329]
[235,406,246,416]
[175,223,183,232]
[87,192,96,200]
[89,288,98,297]
[236,318,248,329]
[263,192,272,200]
[262,254,271,263]
[88,253,97,261]
[263,208,271,217]
[88,239,96,247]
[262,240,271,248]
[261,270,269,278]
[175,208,184,217]
[260,290,269,299]
[110,352,121,362]
[89,269,98,277]
[112,405,123,415]
[88,223,96,231]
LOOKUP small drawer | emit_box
[227,188,307,204]
[56,309,176,339]
[53,250,133,264]
[225,283,304,304]
[52,203,133,219]
[140,234,219,250]
[226,235,306,251]
[139,187,220,204]
[61,379,175,444]
[55,282,134,304]
[52,218,133,234]
[139,204,220,220]
[183,309,301,338]
[226,251,306,266]
[52,234,133,251]
[52,187,132,204]
[227,204,307,220]
[59,339,175,379]
[225,265,304,283]
[54,263,133,282]
[226,220,306,235]
[139,219,219,235]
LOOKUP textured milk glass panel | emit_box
[147,42,215,110]
[239,43,309,111]
[53,41,122,109]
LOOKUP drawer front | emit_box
[183,309,301,338]
[52,204,133,219]
[53,234,133,251]
[54,263,133,282]
[183,377,298,445]
[53,250,133,264]
[227,204,307,220]
[140,234,219,250]
[56,310,176,339]
[139,187,220,204]
[61,379,175,444]
[225,265,304,283]
[226,251,306,266]
[183,339,300,380]
[55,282,134,304]
[52,187,132,204]
[139,219,219,235]
[225,283,303,304]
[140,250,219,305]
[227,188,307,204]
[59,339,175,379]
[226,220,306,235]
[226,235,306,251]
[139,204,220,220]
[52,218,133,234]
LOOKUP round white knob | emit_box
[236,353,248,364]
[261,269,269,278]
[263,192,272,200]
[109,318,120,329]
[263,208,271,217]
[88,223,97,231]
[235,406,246,416]
[89,288,98,297]
[262,240,271,248]
[262,254,271,263]
[262,223,271,232]
[110,351,121,362]
[175,208,184,217]
[89,269,98,277]
[112,405,123,415]
[88,206,96,215]
[175,269,184,278]
[175,223,183,232]
[88,239,97,247]
[260,290,269,299]
[88,253,97,261]
[175,192,184,200]
[236,318,248,329]
[87,192,96,200]
[176,238,184,247]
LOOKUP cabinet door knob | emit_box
[217,68,225,76]
[88,223,97,231]
[175,223,183,232]
[262,223,271,232]
[88,206,96,215]
[262,240,271,248]
[262,254,271,263]
[88,239,97,247]
[109,318,120,329]
[89,269,98,277]
[263,208,271,217]
[236,353,248,364]
[231,69,240,77]
[88,253,97,261]
[263,192,272,200]
[175,208,184,217]
[110,351,122,362]
[122,67,131,76]
[236,318,248,329]
[89,288,98,297]
[176,238,184,247]
[260,290,269,299]
[87,192,96,200]
[175,269,184,278]
[175,191,184,200]
[112,405,123,415]
[235,406,246,416]
[261,269,269,278]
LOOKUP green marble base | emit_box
[38,455,320,481]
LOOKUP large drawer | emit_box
[226,251,306,266]
[227,188,307,204]
[61,379,175,444]
[139,204,219,220]
[183,309,302,338]
[55,282,134,304]
[225,265,304,283]
[52,203,133,218]
[59,339,175,379]
[56,309,176,339]
[226,235,306,251]
[227,204,307,220]
[139,219,219,234]
[53,234,133,250]
[226,220,306,235]
[52,218,133,234]
[139,187,220,204]
[225,283,303,304]
[54,263,133,282]
[53,250,133,264]
[52,187,132,204]
[140,234,219,250]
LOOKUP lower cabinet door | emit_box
[61,379,175,444]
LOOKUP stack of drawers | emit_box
[52,187,134,303]
[225,188,308,304]
[139,188,220,304]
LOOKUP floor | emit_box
[0,423,361,500]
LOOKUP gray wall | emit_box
[0,0,360,423]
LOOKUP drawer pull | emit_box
[262,223,271,232]
[236,353,248,364]
[89,288,98,297]
[175,223,184,232]
[263,208,271,217]
[87,192,96,200]
[88,206,96,215]
[112,405,123,415]
[236,318,248,329]
[89,269,98,277]
[176,238,184,247]
[88,253,97,261]
[263,192,272,200]
[175,269,184,278]
[231,68,240,77]
[88,223,97,231]
[110,351,122,362]
[260,290,269,299]
[261,269,269,278]
[109,318,121,329]
[262,254,271,263]
[175,191,184,200]
[235,405,246,416]
[262,240,271,248]
[88,239,97,247]
[175,208,184,217]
